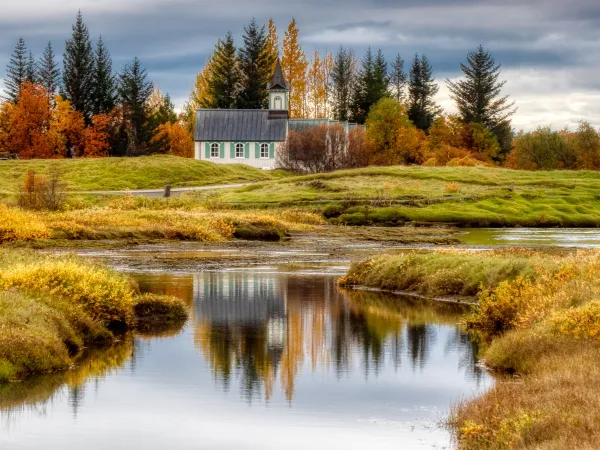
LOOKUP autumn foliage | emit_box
[0,82,110,159]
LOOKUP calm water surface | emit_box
[461,228,600,248]
[0,264,492,450]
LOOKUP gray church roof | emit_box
[266,59,288,90]
[194,109,287,142]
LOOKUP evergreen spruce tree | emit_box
[118,57,153,155]
[331,47,355,122]
[4,38,28,102]
[446,45,516,155]
[91,36,116,115]
[373,50,389,102]
[350,48,388,124]
[38,41,60,99]
[350,48,374,124]
[207,32,240,109]
[390,54,407,103]
[407,54,439,132]
[25,51,37,83]
[237,18,271,109]
[62,11,95,122]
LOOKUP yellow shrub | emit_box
[0,258,136,326]
[445,183,460,193]
[552,301,600,339]
[0,205,50,243]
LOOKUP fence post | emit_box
[164,185,171,198]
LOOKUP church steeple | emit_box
[267,59,289,114]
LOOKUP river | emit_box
[0,262,491,450]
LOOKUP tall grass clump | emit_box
[0,256,136,327]
[0,205,50,243]
[0,250,190,382]
[340,250,544,298]
[0,290,111,381]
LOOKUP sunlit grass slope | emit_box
[218,166,600,226]
[0,155,279,192]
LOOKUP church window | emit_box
[235,143,244,158]
[260,143,269,158]
[210,143,219,158]
[274,96,282,109]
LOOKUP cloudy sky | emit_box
[1,0,599,130]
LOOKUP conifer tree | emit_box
[118,57,153,155]
[407,54,439,132]
[281,18,308,117]
[446,45,516,154]
[351,48,388,124]
[265,19,279,76]
[350,47,375,124]
[26,51,37,84]
[390,54,407,103]
[91,36,116,115]
[237,18,271,109]
[4,38,28,102]
[38,41,61,99]
[331,47,355,121]
[207,32,240,109]
[62,11,95,122]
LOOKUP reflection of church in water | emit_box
[194,271,287,341]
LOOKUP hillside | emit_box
[216,166,600,227]
[0,155,279,192]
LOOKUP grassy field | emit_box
[0,155,279,192]
[216,166,600,227]
[341,250,600,449]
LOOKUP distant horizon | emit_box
[1,1,598,131]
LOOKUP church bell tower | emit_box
[267,59,289,119]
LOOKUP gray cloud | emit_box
[1,0,599,130]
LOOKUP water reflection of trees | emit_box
[192,272,485,402]
[0,337,134,421]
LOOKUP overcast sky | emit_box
[1,0,599,131]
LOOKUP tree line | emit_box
[182,19,516,162]
[1,11,191,158]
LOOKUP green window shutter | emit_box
[269,142,275,159]
[219,142,225,158]
[230,143,235,158]
[205,142,210,159]
[254,142,260,158]
[244,142,250,158]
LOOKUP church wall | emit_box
[195,141,282,170]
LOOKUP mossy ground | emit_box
[216,166,600,227]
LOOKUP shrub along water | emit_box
[0,250,188,382]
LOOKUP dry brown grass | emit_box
[451,332,600,449]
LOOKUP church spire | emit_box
[267,59,288,90]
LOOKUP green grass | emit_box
[340,250,547,298]
[216,166,600,227]
[0,155,278,192]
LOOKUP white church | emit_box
[193,60,361,170]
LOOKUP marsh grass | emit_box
[0,250,188,382]
[340,250,547,298]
